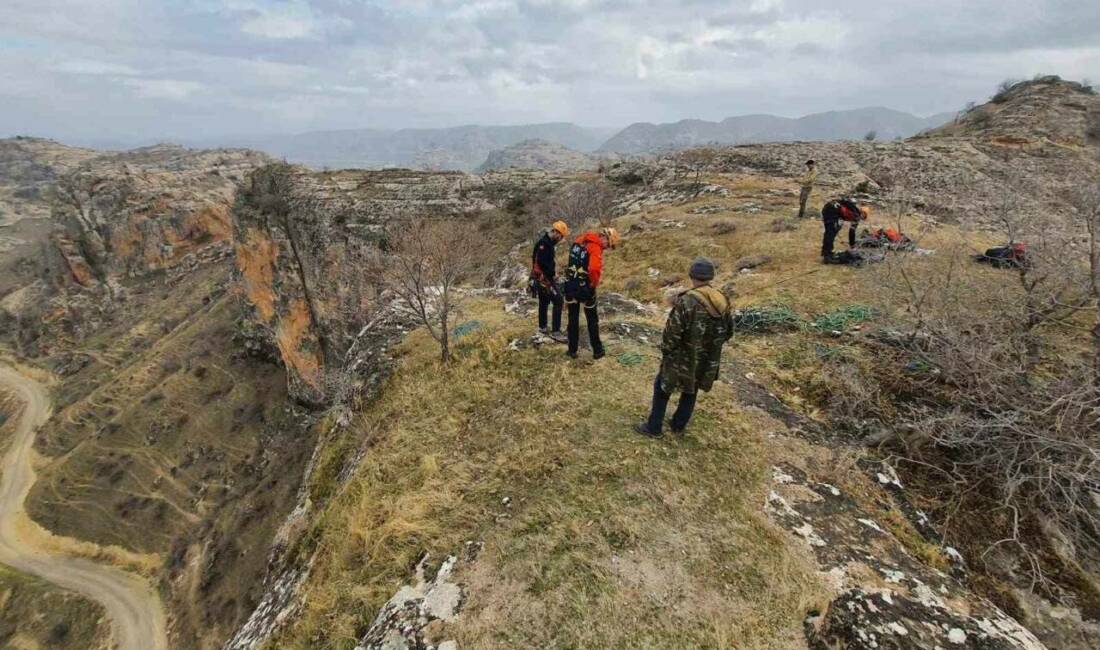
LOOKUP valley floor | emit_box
[0,364,167,650]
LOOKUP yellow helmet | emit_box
[552,220,569,237]
[859,206,871,220]
[602,227,621,249]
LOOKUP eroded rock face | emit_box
[231,164,555,404]
[48,144,271,286]
[765,463,1048,650]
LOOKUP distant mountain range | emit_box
[597,107,957,155]
[61,107,956,172]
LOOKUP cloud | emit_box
[50,59,140,76]
[239,2,325,39]
[125,79,205,100]
[0,0,1097,142]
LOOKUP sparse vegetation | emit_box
[530,178,616,233]
[992,78,1024,103]
[279,298,827,649]
[0,566,110,649]
[863,130,877,141]
[385,216,483,362]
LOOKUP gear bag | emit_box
[563,241,593,302]
[977,243,1027,269]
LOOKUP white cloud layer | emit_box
[0,0,1097,143]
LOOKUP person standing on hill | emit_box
[821,197,868,261]
[635,258,733,438]
[563,226,621,359]
[797,159,817,219]
[530,220,569,339]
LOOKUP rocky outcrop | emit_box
[0,136,98,226]
[476,139,598,173]
[48,144,271,286]
[354,551,473,650]
[926,76,1098,147]
[765,463,1050,649]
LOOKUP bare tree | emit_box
[385,216,481,362]
[531,178,616,231]
[676,147,719,193]
[868,181,1100,583]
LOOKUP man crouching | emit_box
[635,258,733,438]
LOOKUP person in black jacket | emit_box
[821,198,868,261]
[531,221,570,337]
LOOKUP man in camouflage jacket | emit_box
[635,258,733,438]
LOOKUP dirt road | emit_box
[0,364,168,650]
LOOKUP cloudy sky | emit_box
[1,0,1097,144]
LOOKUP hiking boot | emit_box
[667,419,685,435]
[549,331,567,344]
[592,348,606,360]
[538,326,550,335]
[634,422,662,438]
[566,350,578,359]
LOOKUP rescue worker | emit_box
[563,226,621,359]
[635,258,733,438]
[530,220,569,338]
[821,197,868,261]
[797,159,817,219]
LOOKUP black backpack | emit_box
[564,242,590,282]
[563,242,593,301]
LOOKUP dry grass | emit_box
[282,170,1099,648]
[0,565,111,649]
[281,297,826,649]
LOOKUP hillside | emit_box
[213,79,1099,650]
[923,75,1099,146]
[215,123,616,172]
[599,107,955,154]
[0,77,1097,650]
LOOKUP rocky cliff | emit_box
[0,143,273,356]
[46,144,272,288]
[231,165,561,404]
[0,137,99,227]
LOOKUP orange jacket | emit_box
[575,231,606,288]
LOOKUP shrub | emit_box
[731,304,803,333]
[711,220,737,235]
[991,78,1022,103]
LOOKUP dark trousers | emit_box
[647,375,697,434]
[822,217,840,258]
[822,218,855,258]
[566,298,602,356]
[538,287,563,331]
[798,186,811,218]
